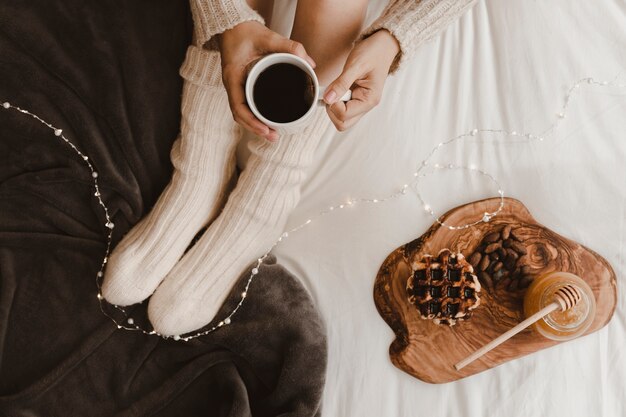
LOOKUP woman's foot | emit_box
[147,108,331,336]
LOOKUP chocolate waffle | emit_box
[406,249,481,325]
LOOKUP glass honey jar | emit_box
[523,272,596,341]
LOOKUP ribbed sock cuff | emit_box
[179,46,223,87]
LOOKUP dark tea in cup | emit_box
[252,63,315,123]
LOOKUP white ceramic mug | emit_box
[245,53,351,134]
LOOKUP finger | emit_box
[223,66,272,136]
[230,100,279,142]
[266,36,316,68]
[326,105,360,132]
[323,63,363,105]
[224,72,279,142]
[265,129,279,142]
[327,95,368,122]
[328,83,382,119]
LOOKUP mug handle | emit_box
[317,86,352,105]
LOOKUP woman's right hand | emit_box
[217,21,316,142]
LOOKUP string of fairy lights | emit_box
[1,75,624,340]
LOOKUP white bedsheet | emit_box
[242,1,626,416]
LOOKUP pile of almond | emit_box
[468,225,531,291]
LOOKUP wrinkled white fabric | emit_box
[239,1,626,416]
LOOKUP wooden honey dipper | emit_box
[454,284,583,371]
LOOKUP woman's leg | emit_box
[148,107,330,335]
[103,0,278,306]
[290,0,368,85]
[102,48,241,306]
[147,0,369,336]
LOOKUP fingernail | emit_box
[324,90,337,104]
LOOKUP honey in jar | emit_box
[523,272,596,341]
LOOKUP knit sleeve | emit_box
[189,0,265,47]
[360,0,478,73]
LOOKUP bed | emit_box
[266,0,626,416]
[1,0,625,416]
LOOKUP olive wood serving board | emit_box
[374,198,617,383]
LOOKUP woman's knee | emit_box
[246,0,274,24]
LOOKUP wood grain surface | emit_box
[373,198,617,383]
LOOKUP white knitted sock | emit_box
[102,47,241,306]
[147,107,332,336]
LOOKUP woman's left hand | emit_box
[323,29,400,131]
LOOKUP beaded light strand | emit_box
[2,76,624,340]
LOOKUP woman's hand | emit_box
[323,30,400,131]
[218,21,316,142]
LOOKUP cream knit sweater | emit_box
[190,0,478,73]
